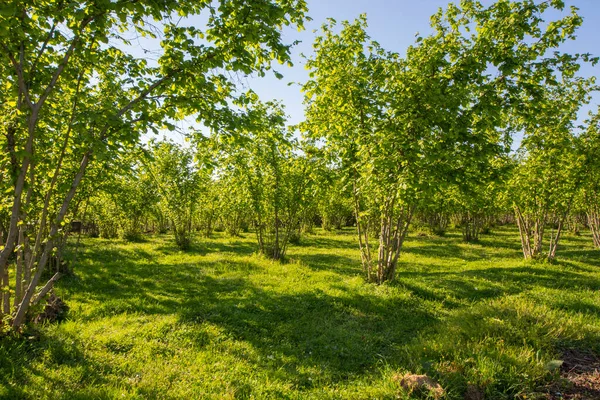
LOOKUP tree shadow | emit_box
[556,258,600,274]
[552,299,600,317]
[290,253,361,276]
[62,254,263,319]
[404,231,521,261]
[295,236,357,250]
[558,249,600,265]
[153,238,257,257]
[0,331,113,399]
[176,275,438,382]
[395,279,463,308]
[405,242,489,261]
[462,266,600,292]
[475,229,524,252]
[43,242,440,385]
[6,229,599,396]
[392,258,600,311]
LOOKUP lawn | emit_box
[1,227,599,399]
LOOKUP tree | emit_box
[215,99,308,261]
[454,151,511,242]
[86,151,159,241]
[308,154,355,232]
[147,140,203,251]
[215,173,252,237]
[577,109,600,248]
[510,78,595,261]
[301,17,412,284]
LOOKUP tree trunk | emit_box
[515,206,533,259]
[372,197,412,284]
[353,180,372,280]
[588,207,600,248]
[548,216,564,261]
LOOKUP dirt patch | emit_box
[394,373,445,399]
[543,349,600,400]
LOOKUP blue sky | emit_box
[245,0,600,127]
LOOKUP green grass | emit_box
[1,227,599,399]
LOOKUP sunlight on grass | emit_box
[1,227,599,399]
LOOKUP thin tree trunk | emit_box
[375,202,412,284]
[23,235,32,299]
[352,180,371,280]
[548,204,571,261]
[548,218,564,261]
[515,207,532,259]
[0,108,40,279]
[385,206,413,283]
[71,198,90,267]
[1,261,9,315]
[13,152,91,329]
[588,208,600,248]
[14,228,25,308]
[31,272,62,307]
[532,212,547,258]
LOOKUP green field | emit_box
[1,227,599,399]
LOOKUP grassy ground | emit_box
[1,227,599,399]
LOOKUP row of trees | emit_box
[1,0,599,330]
[86,102,316,260]
[80,87,600,273]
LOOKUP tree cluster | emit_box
[1,0,599,331]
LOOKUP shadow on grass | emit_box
[405,242,491,261]
[153,238,257,257]
[558,248,600,264]
[403,229,523,261]
[0,332,112,400]
[396,276,516,307]
[464,266,600,291]
[177,276,436,380]
[290,253,360,275]
[4,229,599,396]
[295,236,357,251]
[56,238,599,384]
[552,299,600,317]
[29,242,437,384]
[393,260,600,310]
